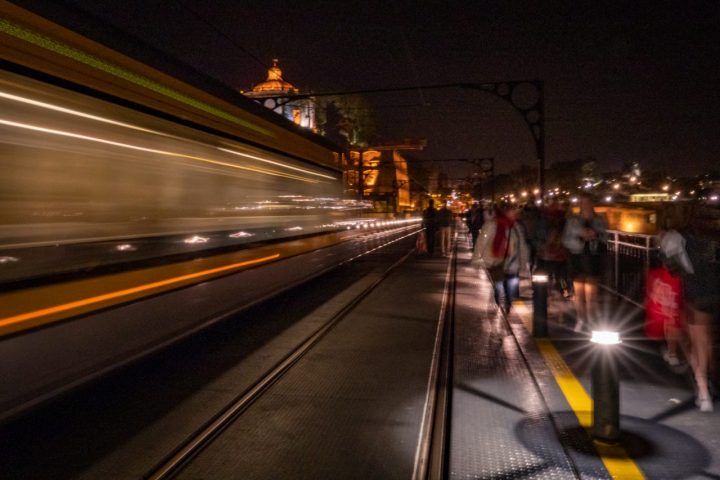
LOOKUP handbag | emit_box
[487,263,505,282]
[644,266,683,339]
[416,230,428,254]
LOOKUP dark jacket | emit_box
[437,208,453,228]
[422,207,437,229]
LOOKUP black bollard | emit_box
[532,273,549,337]
[591,330,621,443]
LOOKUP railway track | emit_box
[144,230,426,479]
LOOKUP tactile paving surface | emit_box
[449,243,579,479]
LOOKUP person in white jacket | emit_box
[472,204,530,313]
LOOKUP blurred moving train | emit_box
[0,1,420,421]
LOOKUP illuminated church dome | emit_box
[251,59,296,93]
[243,59,316,131]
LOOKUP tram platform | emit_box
[449,231,720,479]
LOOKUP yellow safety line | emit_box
[0,253,279,334]
[536,339,645,479]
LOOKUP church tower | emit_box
[242,59,316,130]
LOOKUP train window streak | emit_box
[218,147,336,180]
[0,118,322,183]
[0,88,334,180]
[0,89,162,136]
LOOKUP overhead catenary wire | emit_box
[174,0,288,86]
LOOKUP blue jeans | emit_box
[494,274,519,311]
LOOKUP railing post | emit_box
[613,232,619,292]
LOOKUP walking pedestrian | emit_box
[534,199,571,297]
[683,225,719,412]
[562,194,608,332]
[656,225,693,366]
[472,204,530,313]
[437,203,453,256]
[520,201,541,269]
[468,202,485,250]
[422,199,438,255]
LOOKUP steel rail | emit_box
[412,233,457,480]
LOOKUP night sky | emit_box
[35,1,720,176]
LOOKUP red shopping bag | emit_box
[644,266,683,339]
[416,230,428,254]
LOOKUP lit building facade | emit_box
[349,149,413,213]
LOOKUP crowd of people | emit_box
[466,194,608,329]
[419,195,718,412]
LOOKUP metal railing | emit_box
[604,230,658,307]
[603,230,720,307]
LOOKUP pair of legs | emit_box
[664,322,686,365]
[569,253,602,332]
[572,275,598,332]
[493,274,519,313]
[686,304,714,411]
[425,228,436,255]
[470,229,480,250]
[538,259,571,296]
[439,226,452,255]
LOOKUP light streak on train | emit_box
[0,118,323,183]
[0,88,336,181]
[0,89,164,135]
[218,146,337,180]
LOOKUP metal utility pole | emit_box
[358,150,364,201]
[461,82,544,199]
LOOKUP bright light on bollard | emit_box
[532,274,549,283]
[532,273,549,337]
[590,330,621,345]
[591,330,622,443]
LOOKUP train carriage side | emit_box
[0,2,419,422]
